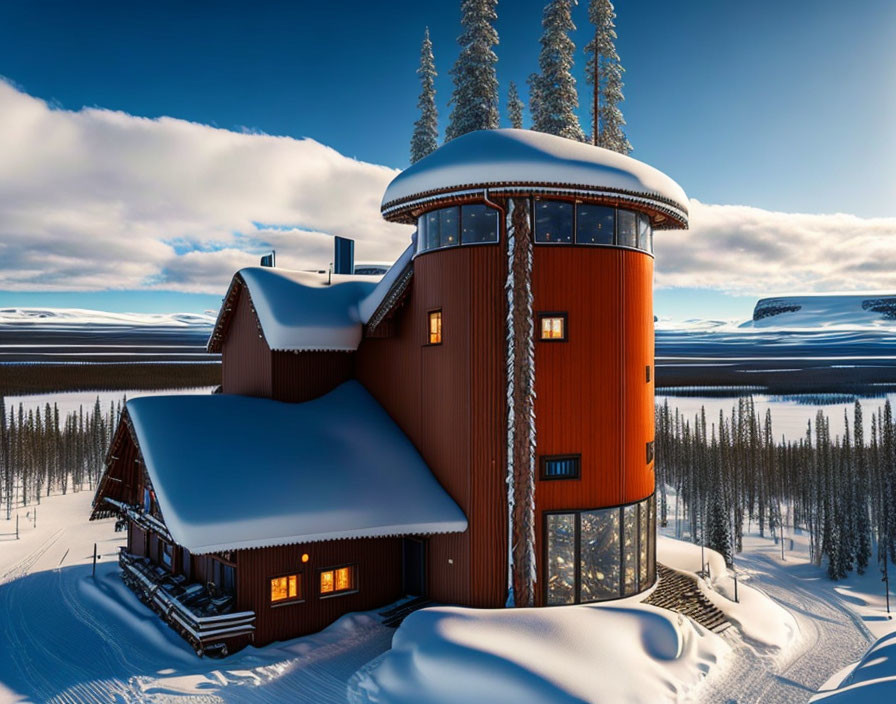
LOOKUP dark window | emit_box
[423,207,460,251]
[534,199,573,243]
[161,541,174,569]
[646,365,651,383]
[637,213,652,253]
[181,548,192,580]
[320,565,357,597]
[538,312,567,341]
[617,210,638,248]
[646,440,655,465]
[428,310,442,345]
[461,204,499,244]
[541,455,581,480]
[270,573,303,604]
[576,204,615,245]
[212,559,236,597]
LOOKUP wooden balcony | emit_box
[119,549,255,656]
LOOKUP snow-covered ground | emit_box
[2,491,893,703]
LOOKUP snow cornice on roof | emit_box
[120,382,468,554]
[381,129,689,230]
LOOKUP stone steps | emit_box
[645,564,732,634]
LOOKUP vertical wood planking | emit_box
[221,287,272,398]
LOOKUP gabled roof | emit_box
[122,381,467,553]
[381,129,689,229]
[208,241,416,353]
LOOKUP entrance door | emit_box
[402,538,426,596]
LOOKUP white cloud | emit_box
[0,79,892,299]
[657,201,896,296]
[0,79,410,293]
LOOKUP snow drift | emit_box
[351,604,728,704]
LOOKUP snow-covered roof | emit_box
[125,381,467,553]
[382,129,689,229]
[209,253,420,352]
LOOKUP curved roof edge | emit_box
[381,129,688,229]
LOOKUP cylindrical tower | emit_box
[379,129,688,607]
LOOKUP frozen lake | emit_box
[6,387,216,418]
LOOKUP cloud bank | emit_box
[0,79,892,298]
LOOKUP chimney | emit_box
[260,251,276,267]
[333,237,354,275]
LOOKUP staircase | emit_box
[379,596,436,628]
[644,564,732,635]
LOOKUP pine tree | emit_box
[527,73,544,129]
[531,0,585,141]
[507,81,524,129]
[584,0,631,153]
[445,0,499,140]
[411,27,439,163]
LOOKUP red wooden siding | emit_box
[221,286,272,398]
[356,244,507,608]
[271,350,354,403]
[532,247,655,606]
[236,538,403,646]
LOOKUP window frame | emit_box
[269,571,305,607]
[533,197,575,245]
[537,312,568,342]
[542,495,656,605]
[540,454,582,481]
[426,309,443,346]
[318,563,359,599]
[460,203,500,246]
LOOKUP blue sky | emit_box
[0,0,893,320]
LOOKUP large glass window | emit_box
[576,204,615,245]
[461,204,499,244]
[534,199,573,243]
[617,210,638,249]
[546,513,576,605]
[622,504,638,595]
[423,207,459,251]
[545,495,656,604]
[637,213,652,253]
[580,509,620,601]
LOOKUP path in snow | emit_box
[0,493,395,704]
[699,550,873,704]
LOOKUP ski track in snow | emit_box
[699,552,872,703]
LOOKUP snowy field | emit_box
[2,491,895,703]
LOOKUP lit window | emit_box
[541,455,581,480]
[539,313,567,341]
[270,574,301,603]
[320,565,356,596]
[428,310,442,345]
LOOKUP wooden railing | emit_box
[119,550,255,656]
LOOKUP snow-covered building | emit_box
[92,128,688,655]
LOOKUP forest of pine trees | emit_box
[655,397,896,583]
[0,397,123,521]
[409,0,630,157]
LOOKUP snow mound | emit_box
[658,536,798,653]
[123,381,467,553]
[0,307,215,327]
[742,293,896,330]
[351,604,728,704]
[812,632,896,703]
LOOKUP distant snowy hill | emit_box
[742,294,896,330]
[0,307,216,327]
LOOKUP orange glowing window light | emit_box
[428,310,442,344]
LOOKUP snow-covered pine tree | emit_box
[584,0,631,153]
[531,0,585,141]
[527,72,544,129]
[411,27,439,164]
[507,81,524,129]
[705,425,732,567]
[445,0,500,141]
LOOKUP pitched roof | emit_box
[381,129,689,229]
[123,381,467,553]
[208,241,416,353]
